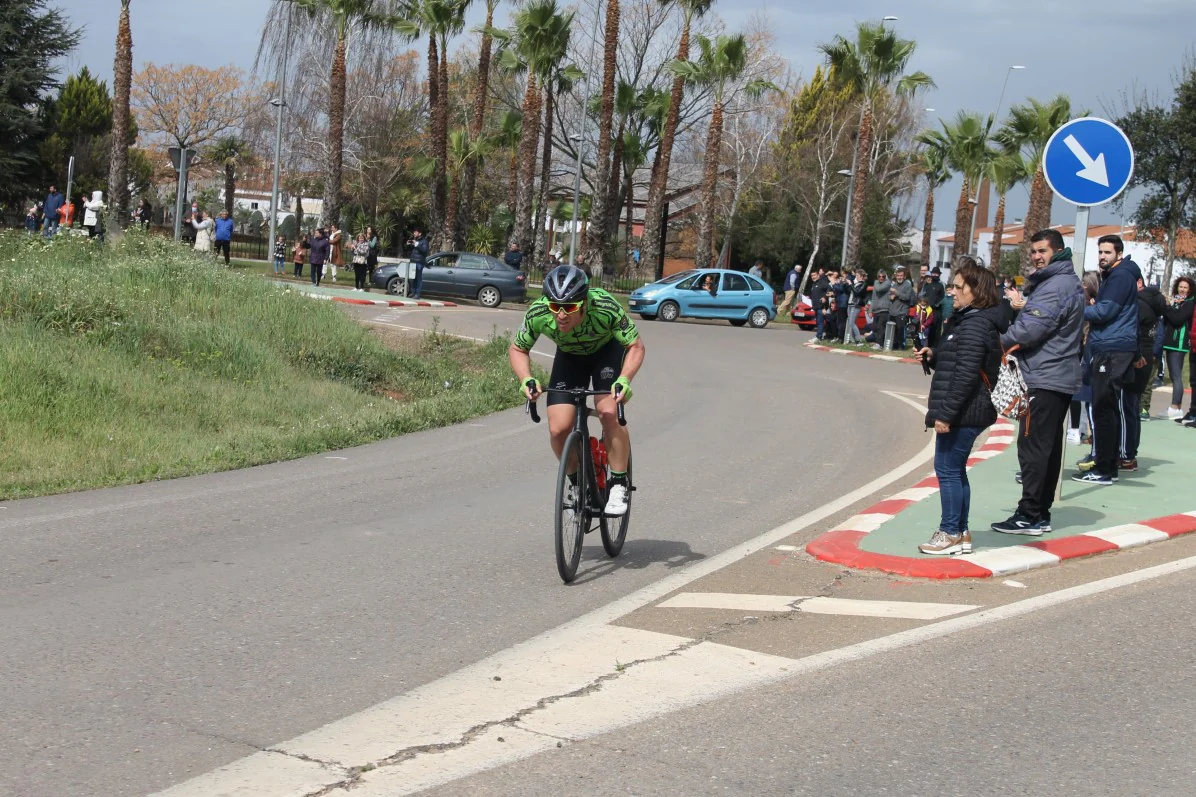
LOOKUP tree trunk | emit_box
[513,74,542,252]
[990,192,1006,270]
[107,0,132,230]
[605,119,626,242]
[1020,166,1048,273]
[582,0,621,270]
[508,150,518,218]
[920,182,934,271]
[624,171,635,275]
[640,16,690,279]
[457,1,496,249]
[1163,215,1179,294]
[225,165,236,215]
[952,177,972,259]
[426,36,441,236]
[694,101,724,270]
[844,105,873,270]
[323,30,348,227]
[431,35,451,251]
[295,194,304,233]
[534,84,555,268]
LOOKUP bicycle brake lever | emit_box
[614,386,627,427]
[526,399,541,424]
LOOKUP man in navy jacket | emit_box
[43,185,65,236]
[214,210,236,265]
[1075,234,1140,485]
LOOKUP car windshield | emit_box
[654,270,696,285]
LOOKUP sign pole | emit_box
[1072,205,1090,277]
[173,154,187,241]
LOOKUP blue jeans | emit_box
[846,306,864,343]
[412,266,424,298]
[814,307,825,338]
[935,426,983,534]
[43,219,59,237]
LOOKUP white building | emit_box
[973,223,1194,282]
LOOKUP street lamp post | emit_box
[969,65,1026,254]
[268,1,294,256]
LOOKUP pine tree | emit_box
[0,0,81,204]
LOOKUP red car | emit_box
[790,302,871,332]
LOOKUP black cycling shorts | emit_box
[547,339,625,406]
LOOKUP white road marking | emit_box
[796,597,978,620]
[324,456,347,461]
[657,592,979,620]
[149,390,939,797]
[155,554,1196,797]
[773,544,799,552]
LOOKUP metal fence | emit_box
[522,264,651,295]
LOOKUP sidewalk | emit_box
[279,280,457,308]
[808,417,1196,578]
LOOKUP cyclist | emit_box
[509,265,646,516]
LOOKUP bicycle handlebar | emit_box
[525,386,627,427]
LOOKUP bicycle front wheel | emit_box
[554,431,588,583]
[601,451,631,557]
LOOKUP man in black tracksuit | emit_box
[1121,276,1166,467]
[1076,234,1141,485]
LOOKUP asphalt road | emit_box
[1,307,931,796]
[424,562,1196,797]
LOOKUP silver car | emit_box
[371,252,528,307]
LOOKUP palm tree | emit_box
[918,111,993,261]
[495,0,575,254]
[107,0,133,229]
[985,152,1029,269]
[619,129,648,271]
[493,109,523,216]
[455,0,500,247]
[640,0,713,278]
[580,0,622,271]
[294,0,394,229]
[917,142,950,271]
[996,94,1073,272]
[821,21,934,269]
[208,136,255,215]
[668,33,775,269]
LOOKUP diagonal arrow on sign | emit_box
[1063,134,1109,187]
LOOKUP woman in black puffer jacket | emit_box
[915,260,1007,556]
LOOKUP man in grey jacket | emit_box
[888,267,915,349]
[869,270,892,347]
[991,229,1084,536]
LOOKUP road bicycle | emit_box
[527,387,634,583]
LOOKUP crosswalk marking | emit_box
[656,592,979,620]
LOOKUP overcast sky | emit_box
[60,0,1193,229]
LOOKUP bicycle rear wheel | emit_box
[600,451,631,557]
[554,431,588,583]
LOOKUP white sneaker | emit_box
[1167,407,1184,420]
[605,484,629,516]
[1066,428,1081,445]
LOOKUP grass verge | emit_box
[0,231,525,500]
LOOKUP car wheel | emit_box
[658,300,679,322]
[386,276,405,296]
[639,313,655,321]
[478,285,502,308]
[729,319,747,327]
[748,307,770,328]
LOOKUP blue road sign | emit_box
[1042,117,1134,207]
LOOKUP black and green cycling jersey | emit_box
[514,288,639,355]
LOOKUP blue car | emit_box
[628,269,777,328]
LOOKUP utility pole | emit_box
[268,1,295,252]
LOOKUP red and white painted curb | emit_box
[805,419,1196,578]
[303,292,457,309]
[803,340,920,365]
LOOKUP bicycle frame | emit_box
[527,387,626,509]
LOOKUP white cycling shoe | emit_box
[605,484,629,516]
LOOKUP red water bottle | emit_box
[591,437,607,490]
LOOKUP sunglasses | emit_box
[548,301,583,314]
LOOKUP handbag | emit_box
[986,344,1030,421]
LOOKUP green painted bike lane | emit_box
[860,419,1195,558]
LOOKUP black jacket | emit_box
[1135,286,1166,359]
[1163,297,1195,352]
[810,276,830,304]
[409,237,429,265]
[925,304,1007,430]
